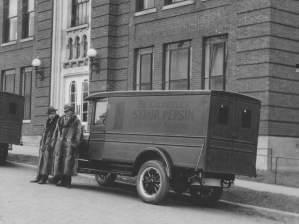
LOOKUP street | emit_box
[1,163,298,224]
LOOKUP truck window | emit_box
[9,103,17,115]
[241,108,251,128]
[217,104,229,125]
[94,99,108,125]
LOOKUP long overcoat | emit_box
[53,114,82,176]
[37,115,59,175]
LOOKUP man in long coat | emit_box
[52,104,82,188]
[30,106,59,184]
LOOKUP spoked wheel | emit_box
[137,160,169,204]
[95,172,116,187]
[190,186,223,206]
[0,144,8,166]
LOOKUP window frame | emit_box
[22,0,35,39]
[3,0,18,43]
[21,67,33,121]
[164,40,192,90]
[135,47,154,91]
[1,69,17,94]
[202,34,228,91]
[136,0,155,12]
[71,0,89,28]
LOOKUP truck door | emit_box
[88,98,108,160]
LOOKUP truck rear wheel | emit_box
[190,186,223,206]
[0,144,8,165]
[136,160,169,204]
[95,172,116,187]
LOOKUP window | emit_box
[136,0,155,11]
[1,69,17,94]
[94,99,108,125]
[22,0,35,38]
[81,80,88,122]
[71,0,89,27]
[75,36,80,58]
[135,47,153,90]
[82,35,88,57]
[69,81,77,112]
[21,67,32,120]
[241,109,251,129]
[9,103,17,115]
[217,104,229,125]
[165,0,186,5]
[164,40,191,90]
[67,38,73,60]
[203,35,227,90]
[3,0,18,42]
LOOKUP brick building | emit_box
[0,0,53,145]
[0,0,298,162]
[87,0,299,161]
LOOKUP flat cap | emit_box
[47,106,57,114]
[64,104,75,112]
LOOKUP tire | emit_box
[95,172,116,187]
[190,186,223,206]
[0,144,8,166]
[136,160,169,204]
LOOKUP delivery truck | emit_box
[0,92,24,165]
[78,90,261,205]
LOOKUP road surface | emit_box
[0,162,297,224]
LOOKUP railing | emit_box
[255,152,299,188]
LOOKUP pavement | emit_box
[8,144,299,198]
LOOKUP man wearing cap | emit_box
[30,106,59,184]
[52,104,82,188]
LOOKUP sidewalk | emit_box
[8,145,299,198]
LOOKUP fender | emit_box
[134,147,173,178]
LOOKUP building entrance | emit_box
[64,75,89,131]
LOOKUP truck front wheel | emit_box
[136,160,169,204]
[0,143,8,165]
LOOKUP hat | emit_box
[47,106,57,114]
[64,104,75,112]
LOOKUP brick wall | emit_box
[90,0,130,94]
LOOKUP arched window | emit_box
[81,79,89,122]
[82,35,88,57]
[75,36,80,58]
[67,38,73,60]
[69,81,77,112]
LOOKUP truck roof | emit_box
[86,90,260,104]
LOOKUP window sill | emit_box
[66,24,89,32]
[20,37,34,42]
[134,8,157,16]
[23,120,31,124]
[162,0,194,10]
[1,41,17,47]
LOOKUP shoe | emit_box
[30,175,41,183]
[49,176,60,185]
[38,176,48,184]
[65,176,72,188]
[56,176,66,186]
